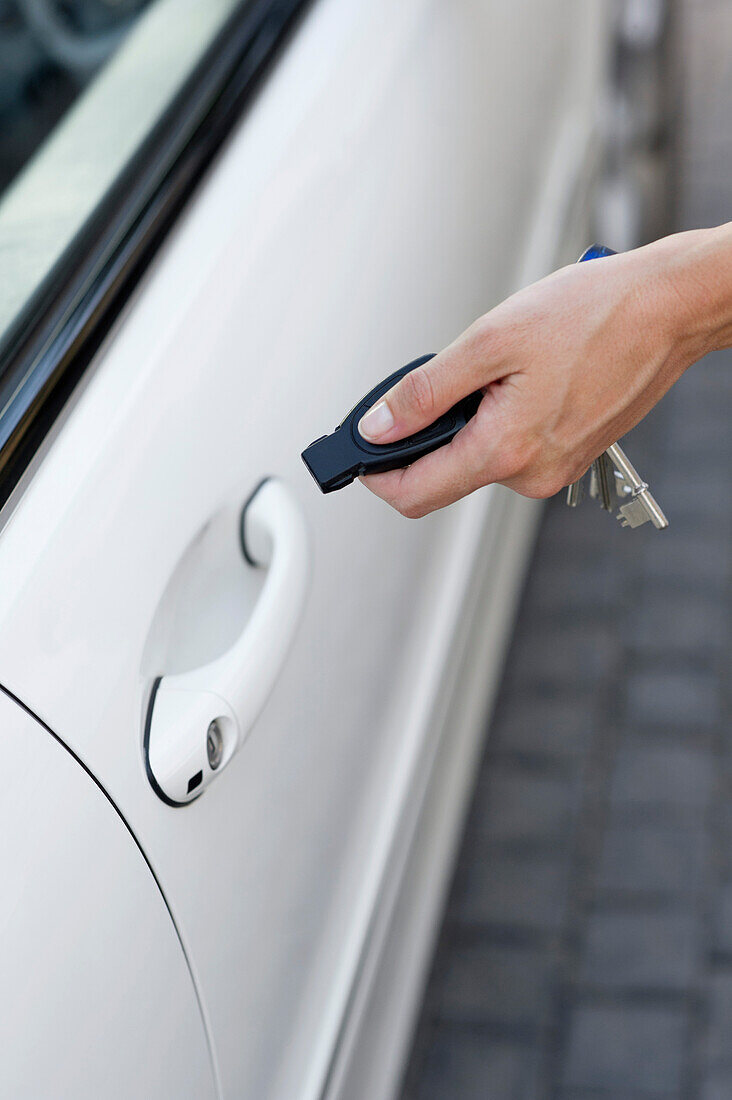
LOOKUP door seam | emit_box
[0,680,222,1099]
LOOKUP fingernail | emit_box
[358,399,394,441]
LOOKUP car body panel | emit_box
[0,689,215,1097]
[0,0,608,1095]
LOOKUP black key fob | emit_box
[302,354,481,493]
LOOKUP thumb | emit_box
[357,328,498,443]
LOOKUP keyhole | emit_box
[207,719,224,770]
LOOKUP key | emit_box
[302,354,481,493]
[568,454,611,512]
[587,458,612,510]
[589,464,598,500]
[594,452,614,511]
[566,474,585,507]
[605,442,668,529]
[566,441,668,530]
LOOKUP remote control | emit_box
[302,354,481,493]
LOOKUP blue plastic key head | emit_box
[578,244,617,262]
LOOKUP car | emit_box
[0,0,611,1095]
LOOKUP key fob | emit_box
[302,354,481,493]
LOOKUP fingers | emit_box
[361,404,499,516]
[357,321,505,445]
[360,377,575,515]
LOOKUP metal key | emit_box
[605,442,668,529]
[566,455,611,511]
[589,453,613,511]
[565,440,668,530]
[566,476,585,507]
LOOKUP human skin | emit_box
[359,224,732,517]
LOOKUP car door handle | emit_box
[145,478,310,805]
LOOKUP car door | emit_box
[0,0,608,1097]
[0,688,215,1097]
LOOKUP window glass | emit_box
[0,0,243,343]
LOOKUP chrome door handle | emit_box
[145,478,310,805]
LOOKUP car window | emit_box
[0,0,243,345]
[0,0,309,512]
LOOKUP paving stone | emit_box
[625,668,720,729]
[503,622,621,692]
[702,971,732,1071]
[663,413,731,461]
[701,1070,732,1100]
[449,849,570,933]
[627,588,727,655]
[579,909,698,991]
[470,766,579,848]
[690,350,732,393]
[712,881,732,957]
[538,497,615,560]
[526,556,624,618]
[664,378,732,456]
[609,742,714,811]
[640,529,731,587]
[649,431,731,481]
[427,935,548,1029]
[562,1003,687,1095]
[597,819,707,899]
[715,799,732,879]
[407,1024,540,1100]
[490,694,599,760]
[556,1092,660,1100]
[647,472,732,535]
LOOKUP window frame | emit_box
[0,0,312,512]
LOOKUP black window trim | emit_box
[0,0,313,512]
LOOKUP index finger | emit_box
[357,322,504,445]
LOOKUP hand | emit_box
[359,230,726,517]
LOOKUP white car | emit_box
[0,1,610,1096]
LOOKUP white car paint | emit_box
[0,0,608,1096]
[0,689,215,1096]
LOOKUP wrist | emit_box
[653,223,732,367]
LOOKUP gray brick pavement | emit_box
[608,742,714,811]
[562,1003,688,1095]
[409,1026,541,1100]
[449,849,570,935]
[578,909,699,991]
